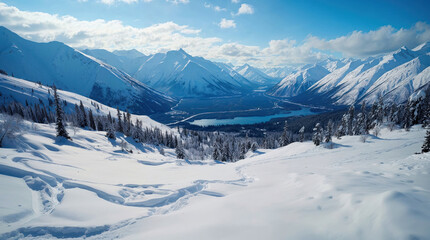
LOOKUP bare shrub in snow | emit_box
[159,147,165,156]
[120,140,128,152]
[360,135,368,143]
[373,125,381,137]
[0,114,23,147]
[387,122,395,132]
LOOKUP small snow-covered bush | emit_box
[159,147,165,156]
[373,125,381,137]
[360,135,368,143]
[387,122,395,132]
[120,139,128,152]
[0,114,23,147]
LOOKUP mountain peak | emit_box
[112,49,146,59]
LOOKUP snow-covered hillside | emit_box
[235,64,280,88]
[0,27,174,115]
[131,49,251,97]
[0,74,171,132]
[0,118,429,239]
[268,64,330,97]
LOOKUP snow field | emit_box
[0,119,429,239]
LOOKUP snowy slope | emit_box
[268,64,330,97]
[0,119,429,239]
[133,49,251,97]
[0,26,174,115]
[234,64,280,88]
[306,45,430,105]
[0,74,172,132]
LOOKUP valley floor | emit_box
[0,121,429,240]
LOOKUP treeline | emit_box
[2,85,429,161]
[0,85,260,161]
[0,93,179,149]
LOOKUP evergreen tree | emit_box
[422,130,430,153]
[212,142,221,161]
[53,85,70,139]
[377,96,384,123]
[325,120,333,143]
[88,109,96,130]
[251,142,258,152]
[116,108,123,133]
[313,123,322,146]
[176,141,186,159]
[299,126,305,142]
[347,105,355,136]
[79,101,87,127]
[97,118,104,131]
[279,120,290,146]
[106,123,116,140]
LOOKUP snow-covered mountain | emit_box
[0,74,171,131]
[234,64,280,88]
[0,26,174,114]
[306,44,430,105]
[260,66,295,79]
[82,49,148,76]
[267,64,330,97]
[214,62,255,88]
[112,49,147,59]
[270,44,430,105]
[133,49,252,97]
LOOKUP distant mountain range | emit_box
[234,64,280,89]
[1,25,429,114]
[269,44,430,105]
[0,26,174,115]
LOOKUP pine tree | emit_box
[251,142,258,152]
[79,101,87,127]
[53,85,70,139]
[299,126,305,142]
[313,123,322,146]
[377,96,384,124]
[347,105,355,136]
[176,141,185,159]
[88,109,96,130]
[106,123,116,140]
[422,130,430,153]
[116,108,123,133]
[97,118,104,131]
[325,120,333,143]
[279,120,290,146]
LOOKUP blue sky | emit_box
[1,0,430,66]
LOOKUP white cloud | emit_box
[204,3,226,12]
[219,18,236,29]
[0,3,214,55]
[236,3,254,15]
[99,0,140,5]
[97,0,186,5]
[307,22,430,57]
[214,6,226,12]
[167,0,189,4]
[232,0,240,3]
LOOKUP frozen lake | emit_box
[189,108,317,126]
